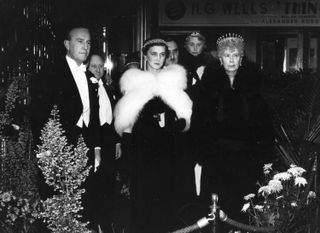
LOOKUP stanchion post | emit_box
[211,193,220,233]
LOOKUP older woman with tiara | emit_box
[113,38,192,233]
[195,33,274,230]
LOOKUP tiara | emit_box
[143,38,167,48]
[216,33,244,46]
[186,31,205,40]
[190,32,202,37]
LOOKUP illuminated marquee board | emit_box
[159,0,320,26]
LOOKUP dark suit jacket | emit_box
[30,56,100,157]
[97,82,120,160]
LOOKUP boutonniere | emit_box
[90,77,98,84]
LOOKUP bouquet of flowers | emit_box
[241,163,318,233]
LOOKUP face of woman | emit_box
[220,47,242,74]
[145,45,167,72]
[185,37,205,56]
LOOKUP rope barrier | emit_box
[170,217,209,233]
[170,193,276,233]
[219,210,275,233]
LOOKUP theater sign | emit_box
[159,0,320,26]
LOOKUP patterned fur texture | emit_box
[114,64,193,136]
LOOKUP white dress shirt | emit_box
[97,79,113,126]
[66,55,90,128]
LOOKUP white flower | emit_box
[268,179,283,193]
[308,191,316,199]
[244,193,255,200]
[291,202,298,207]
[36,150,51,159]
[241,202,250,212]
[258,185,272,196]
[294,176,307,187]
[90,77,98,84]
[2,192,11,202]
[11,124,20,130]
[273,172,291,181]
[287,164,306,177]
[263,163,273,175]
[254,205,264,211]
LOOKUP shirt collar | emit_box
[98,79,104,86]
[66,55,87,72]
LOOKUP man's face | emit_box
[165,41,179,65]
[88,55,104,80]
[64,28,91,66]
[185,37,205,57]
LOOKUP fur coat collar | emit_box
[201,59,262,97]
[114,64,193,136]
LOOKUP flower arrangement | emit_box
[34,106,91,233]
[241,163,318,233]
[0,190,37,233]
[0,75,39,233]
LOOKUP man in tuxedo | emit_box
[87,53,121,232]
[30,25,101,231]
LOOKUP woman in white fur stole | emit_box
[113,38,192,233]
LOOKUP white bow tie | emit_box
[79,64,87,72]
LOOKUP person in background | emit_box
[30,24,101,232]
[87,53,121,233]
[164,37,180,66]
[196,33,274,232]
[180,31,212,88]
[173,33,214,226]
[113,37,192,233]
[124,51,141,71]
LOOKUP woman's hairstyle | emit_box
[142,38,168,55]
[185,32,206,45]
[216,33,245,58]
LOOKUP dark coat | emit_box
[179,50,214,88]
[193,60,275,224]
[121,97,178,233]
[197,59,274,156]
[92,80,119,151]
[30,57,101,228]
[89,79,120,232]
[30,57,100,158]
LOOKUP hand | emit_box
[94,148,101,172]
[115,143,122,159]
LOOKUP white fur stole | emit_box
[114,64,193,136]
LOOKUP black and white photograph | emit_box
[0,0,319,233]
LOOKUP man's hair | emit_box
[87,53,105,66]
[63,21,91,41]
[163,36,177,43]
